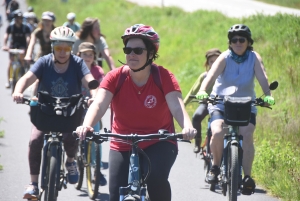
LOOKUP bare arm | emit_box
[12,71,38,102]
[165,91,196,140]
[76,88,112,140]
[2,33,8,48]
[199,53,226,91]
[81,73,98,97]
[253,52,271,96]
[25,33,36,60]
[101,48,115,70]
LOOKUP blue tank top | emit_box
[209,50,257,114]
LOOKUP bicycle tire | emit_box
[227,145,239,201]
[44,145,58,201]
[86,141,100,199]
[204,129,216,191]
[75,142,84,190]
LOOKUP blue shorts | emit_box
[210,110,256,126]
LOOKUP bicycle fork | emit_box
[221,126,244,192]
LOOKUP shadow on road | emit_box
[75,188,109,201]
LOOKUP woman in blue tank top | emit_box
[195,24,275,194]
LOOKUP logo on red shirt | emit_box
[144,95,157,108]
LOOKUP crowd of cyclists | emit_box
[3,1,276,200]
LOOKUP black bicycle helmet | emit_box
[228,24,253,45]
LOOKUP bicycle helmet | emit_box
[27,6,34,12]
[121,24,160,52]
[67,12,76,20]
[50,26,76,43]
[228,24,253,45]
[13,9,22,18]
[41,11,56,22]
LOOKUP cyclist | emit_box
[184,48,221,153]
[24,11,55,62]
[196,24,275,195]
[2,9,30,88]
[77,42,107,186]
[11,26,97,199]
[5,0,18,21]
[72,17,115,71]
[63,12,80,33]
[76,24,197,201]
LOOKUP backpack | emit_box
[110,64,175,131]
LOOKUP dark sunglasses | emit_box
[123,47,147,55]
[231,38,246,44]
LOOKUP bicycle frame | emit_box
[40,132,67,200]
[119,141,148,201]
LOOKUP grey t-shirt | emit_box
[30,54,90,97]
[72,36,108,57]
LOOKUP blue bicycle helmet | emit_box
[228,24,253,45]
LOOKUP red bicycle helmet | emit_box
[121,24,160,52]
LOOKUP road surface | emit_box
[127,0,300,18]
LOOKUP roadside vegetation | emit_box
[27,0,300,200]
[257,0,300,9]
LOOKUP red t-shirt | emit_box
[90,65,105,84]
[100,65,181,151]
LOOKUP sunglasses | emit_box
[53,46,72,52]
[231,38,246,44]
[123,47,147,55]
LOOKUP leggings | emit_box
[109,141,178,201]
[28,125,78,175]
[192,103,209,141]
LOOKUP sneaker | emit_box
[241,175,256,195]
[205,165,220,184]
[23,182,39,199]
[5,82,11,89]
[193,145,200,154]
[66,161,79,184]
[99,172,107,186]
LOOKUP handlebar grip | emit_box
[189,95,196,98]
[22,98,31,105]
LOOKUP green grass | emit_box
[256,0,300,9]
[27,0,300,200]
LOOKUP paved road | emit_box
[0,1,281,201]
[127,0,300,18]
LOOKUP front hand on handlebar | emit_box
[182,127,197,140]
[76,125,94,141]
[196,91,209,100]
[12,92,24,103]
[263,95,275,106]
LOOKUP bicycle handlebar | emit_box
[72,130,189,144]
[7,49,25,54]
[189,95,272,109]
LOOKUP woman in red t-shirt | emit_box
[76,24,196,201]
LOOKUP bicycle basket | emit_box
[30,91,84,132]
[223,96,252,126]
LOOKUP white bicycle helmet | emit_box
[50,26,76,43]
[67,12,76,20]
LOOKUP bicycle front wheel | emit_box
[75,141,84,190]
[227,145,239,201]
[86,141,100,199]
[44,145,58,201]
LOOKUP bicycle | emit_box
[187,98,216,191]
[22,92,86,201]
[73,128,189,201]
[74,120,103,200]
[190,81,278,201]
[5,48,28,94]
